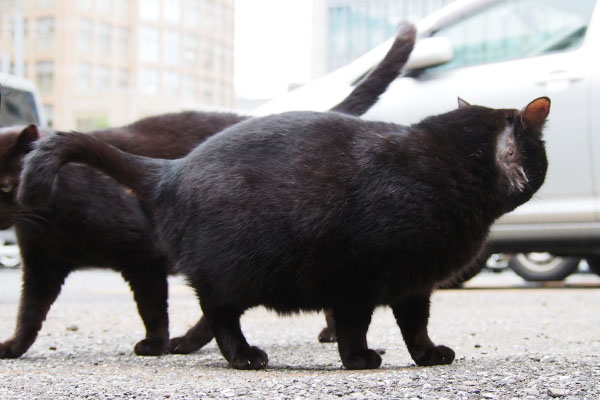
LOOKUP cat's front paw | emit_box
[229,346,268,370]
[413,345,455,366]
[341,349,382,370]
[0,340,24,359]
[318,326,337,343]
[168,336,204,354]
[134,338,168,356]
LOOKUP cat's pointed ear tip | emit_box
[457,97,470,108]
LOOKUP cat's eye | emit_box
[1,185,13,193]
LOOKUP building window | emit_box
[163,30,179,65]
[36,17,54,52]
[139,67,159,93]
[182,74,197,100]
[97,0,111,14]
[202,80,213,103]
[139,26,159,63]
[77,0,92,9]
[140,0,160,21]
[115,0,130,19]
[37,0,56,7]
[202,40,213,71]
[184,0,199,27]
[202,0,214,31]
[116,68,129,89]
[76,116,109,131]
[98,23,111,56]
[164,0,181,24]
[78,18,93,53]
[78,62,92,92]
[43,104,53,127]
[184,33,198,67]
[162,70,179,95]
[116,27,129,59]
[97,65,110,91]
[35,61,53,94]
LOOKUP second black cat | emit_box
[0,23,416,359]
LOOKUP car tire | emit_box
[508,253,579,281]
[584,256,600,276]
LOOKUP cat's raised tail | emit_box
[18,131,162,208]
[330,22,416,116]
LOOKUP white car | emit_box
[255,0,600,281]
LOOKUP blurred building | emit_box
[312,0,456,75]
[0,0,234,130]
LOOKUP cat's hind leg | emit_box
[317,308,337,343]
[333,305,381,369]
[121,262,169,356]
[201,303,268,370]
[168,316,214,354]
[392,293,455,366]
[0,256,69,358]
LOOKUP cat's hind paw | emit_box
[230,346,268,370]
[318,327,337,343]
[413,345,455,366]
[341,349,382,370]
[134,338,168,356]
[0,340,25,359]
[168,336,206,354]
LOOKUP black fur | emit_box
[18,97,550,369]
[0,23,416,359]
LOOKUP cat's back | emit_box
[92,111,249,159]
[185,111,397,167]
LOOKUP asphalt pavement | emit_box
[0,268,598,399]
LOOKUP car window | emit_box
[0,86,40,127]
[429,0,596,72]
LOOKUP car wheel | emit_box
[508,253,579,281]
[584,256,600,276]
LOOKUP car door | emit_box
[366,0,599,230]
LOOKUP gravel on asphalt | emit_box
[0,269,598,399]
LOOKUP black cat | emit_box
[18,97,551,369]
[0,23,417,359]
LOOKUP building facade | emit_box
[0,0,234,130]
[322,0,455,73]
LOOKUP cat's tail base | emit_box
[18,131,161,208]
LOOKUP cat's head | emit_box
[0,125,41,228]
[459,96,550,214]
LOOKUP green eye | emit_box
[1,185,13,193]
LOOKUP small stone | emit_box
[548,388,566,398]
[523,388,539,396]
[482,393,497,399]
[49,346,57,351]
[66,325,79,332]
[474,344,482,348]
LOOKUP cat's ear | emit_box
[457,97,471,109]
[15,124,40,153]
[521,97,551,130]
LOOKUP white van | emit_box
[0,73,45,267]
[255,0,600,282]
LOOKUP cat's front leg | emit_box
[169,316,214,354]
[202,304,268,370]
[121,264,170,356]
[392,293,455,366]
[333,305,381,369]
[0,259,69,358]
